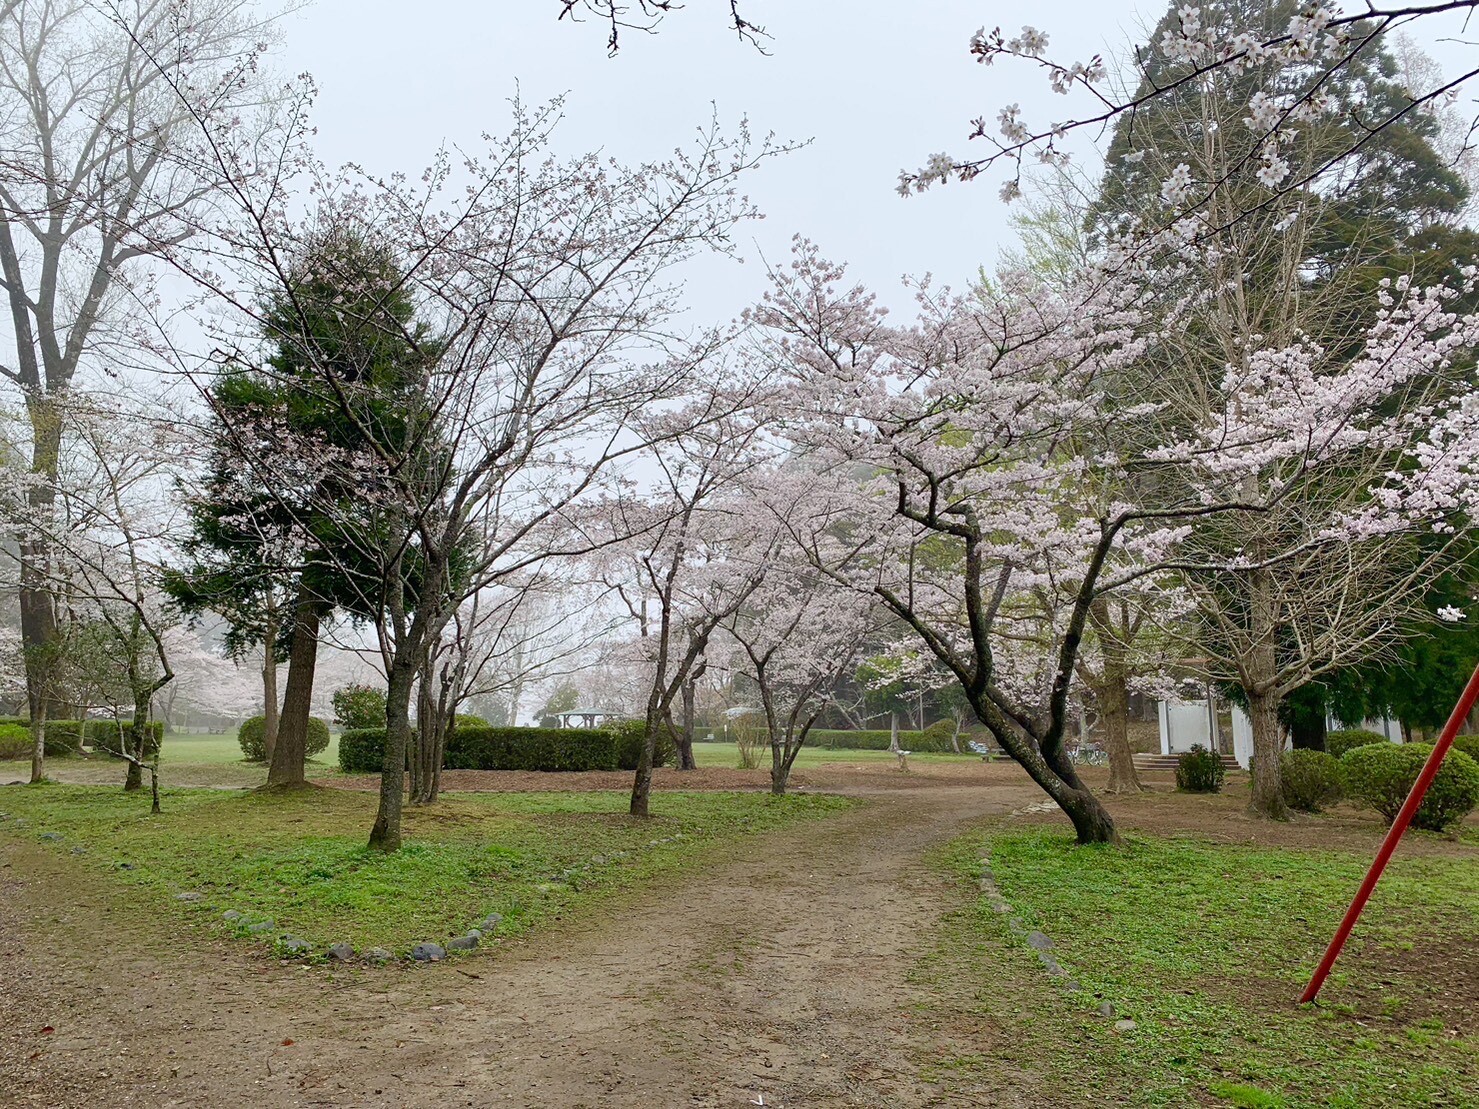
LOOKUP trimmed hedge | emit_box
[239,714,330,762]
[85,720,164,758]
[338,727,386,773]
[0,718,101,758]
[1325,728,1388,759]
[0,723,30,760]
[338,724,633,774]
[1280,749,1345,813]
[1342,742,1479,832]
[1452,734,1479,763]
[808,728,957,753]
[1176,745,1225,793]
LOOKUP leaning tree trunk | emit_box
[267,589,321,788]
[261,607,280,764]
[630,699,666,818]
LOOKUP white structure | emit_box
[1329,714,1401,742]
[1157,699,1218,754]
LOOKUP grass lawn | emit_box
[0,782,849,956]
[690,740,980,769]
[0,729,338,788]
[927,828,1479,1109]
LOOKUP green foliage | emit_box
[1342,743,1479,831]
[337,726,386,773]
[536,683,580,728]
[339,724,631,774]
[1175,745,1224,793]
[1452,734,1479,763]
[447,726,621,772]
[331,683,386,730]
[609,719,663,771]
[1325,728,1389,759]
[808,728,957,753]
[0,723,30,759]
[239,715,329,762]
[43,720,84,757]
[1278,749,1344,813]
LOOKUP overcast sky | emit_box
[276,1,1475,325]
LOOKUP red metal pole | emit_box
[1299,660,1479,1004]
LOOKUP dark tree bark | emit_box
[676,673,700,771]
[267,587,321,787]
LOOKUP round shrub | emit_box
[1325,728,1388,759]
[331,683,386,730]
[238,715,330,762]
[1279,749,1345,813]
[0,723,30,760]
[1175,744,1225,793]
[1341,742,1479,832]
[1451,734,1479,763]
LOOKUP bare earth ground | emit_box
[4,762,1475,1108]
[0,762,1048,1109]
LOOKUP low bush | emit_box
[0,718,86,757]
[339,724,628,774]
[447,726,620,772]
[1279,749,1345,813]
[337,726,385,773]
[1325,728,1388,759]
[610,719,673,770]
[239,715,330,762]
[0,723,30,759]
[809,728,958,753]
[1342,742,1479,832]
[1176,745,1225,793]
[1451,734,1479,763]
[85,720,164,758]
[331,684,386,730]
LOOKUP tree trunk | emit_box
[124,688,150,792]
[677,677,698,771]
[369,656,417,852]
[261,607,280,765]
[19,400,63,741]
[630,704,662,817]
[888,711,900,753]
[770,743,790,795]
[267,588,320,787]
[1099,673,1141,794]
[1247,689,1289,820]
[28,707,46,785]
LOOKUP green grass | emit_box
[0,729,338,788]
[690,740,979,768]
[0,782,850,956]
[931,828,1479,1108]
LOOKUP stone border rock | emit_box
[977,850,1134,1032]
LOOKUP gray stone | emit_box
[410,942,446,962]
[69,846,86,855]
[1026,930,1053,951]
[175,892,203,902]
[479,913,502,932]
[1037,954,1067,977]
[279,936,312,954]
[447,933,479,951]
[246,919,276,934]
[363,947,393,962]
[327,943,355,961]
[39,831,62,841]
[1097,1002,1115,1019]
[222,910,242,922]
[1113,1019,1137,1033]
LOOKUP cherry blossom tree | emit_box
[755,236,1479,840]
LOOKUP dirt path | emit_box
[1,777,1044,1108]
